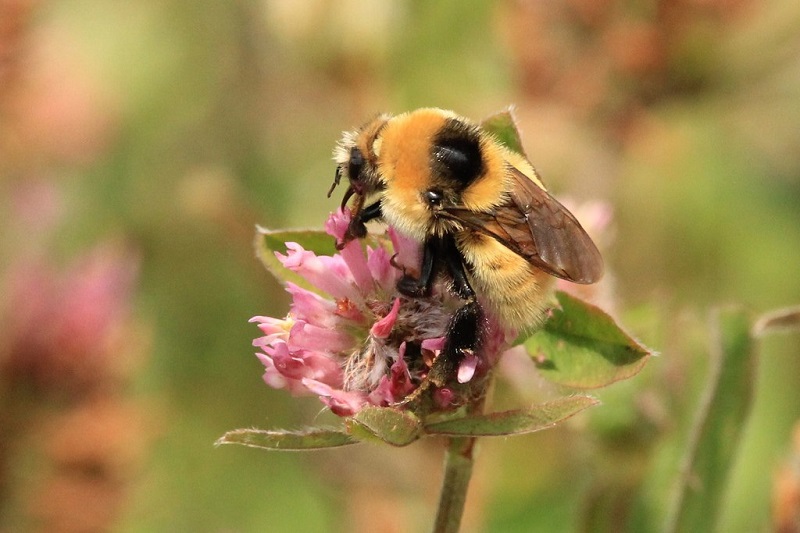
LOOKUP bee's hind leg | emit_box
[426,300,483,388]
[426,235,484,387]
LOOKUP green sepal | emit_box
[524,291,653,389]
[216,427,358,451]
[424,395,599,437]
[347,406,422,447]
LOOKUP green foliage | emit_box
[523,292,652,389]
[663,307,755,532]
[217,428,358,451]
[480,109,527,156]
[424,396,599,437]
[349,407,422,446]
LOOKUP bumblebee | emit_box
[329,108,602,387]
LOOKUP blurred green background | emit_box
[1,0,799,531]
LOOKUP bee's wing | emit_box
[447,165,604,284]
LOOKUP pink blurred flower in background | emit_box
[1,241,140,393]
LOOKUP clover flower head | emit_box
[251,209,500,417]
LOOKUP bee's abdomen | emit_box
[456,232,554,330]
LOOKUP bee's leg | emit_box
[397,236,440,297]
[441,235,474,301]
[426,235,483,387]
[340,200,383,248]
[397,237,484,403]
[358,201,383,223]
[426,300,483,388]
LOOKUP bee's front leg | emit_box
[339,200,383,249]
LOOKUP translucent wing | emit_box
[445,165,603,284]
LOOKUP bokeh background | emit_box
[1,0,799,531]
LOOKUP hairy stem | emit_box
[433,435,477,533]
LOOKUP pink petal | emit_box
[338,239,374,293]
[325,210,373,292]
[250,315,290,337]
[256,352,305,394]
[421,337,446,352]
[253,332,287,350]
[388,347,414,398]
[266,342,309,380]
[303,379,368,416]
[388,227,421,272]
[368,343,415,404]
[457,352,478,383]
[285,283,339,328]
[368,376,393,406]
[369,298,401,339]
[276,243,357,300]
[263,341,342,385]
[317,254,360,293]
[324,208,351,242]
[367,246,397,292]
[433,387,455,409]
[289,320,354,353]
[301,352,344,385]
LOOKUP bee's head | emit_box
[330,115,390,199]
[329,114,391,246]
[328,145,370,207]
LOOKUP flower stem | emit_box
[432,435,477,533]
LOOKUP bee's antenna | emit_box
[327,166,342,198]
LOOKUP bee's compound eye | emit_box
[424,189,443,207]
[349,147,365,181]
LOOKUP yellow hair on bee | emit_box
[458,136,510,212]
[456,232,553,328]
[377,108,453,190]
[503,149,545,189]
[376,109,455,240]
[333,113,391,166]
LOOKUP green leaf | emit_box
[254,227,337,290]
[480,109,526,156]
[216,427,358,450]
[348,406,422,447]
[424,396,599,437]
[664,307,756,533]
[523,291,653,389]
